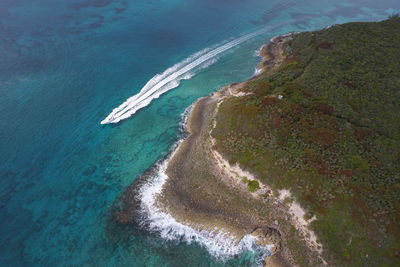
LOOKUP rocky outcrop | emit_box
[251,226,282,254]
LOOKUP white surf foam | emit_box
[101,27,272,124]
[136,108,272,263]
[254,44,266,76]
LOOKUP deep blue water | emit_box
[1,0,399,266]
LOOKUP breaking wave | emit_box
[135,108,272,264]
[101,27,271,124]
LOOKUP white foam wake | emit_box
[136,108,272,263]
[101,27,271,124]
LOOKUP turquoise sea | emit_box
[1,0,399,266]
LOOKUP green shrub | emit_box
[347,154,370,171]
[247,180,260,192]
[212,18,400,266]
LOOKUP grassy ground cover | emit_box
[212,17,400,266]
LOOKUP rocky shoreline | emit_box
[115,34,325,266]
[113,18,400,266]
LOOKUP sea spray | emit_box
[253,44,266,76]
[136,107,272,264]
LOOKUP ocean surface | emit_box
[1,0,399,266]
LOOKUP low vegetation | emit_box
[212,18,400,266]
[242,177,261,192]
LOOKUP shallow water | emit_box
[1,0,399,266]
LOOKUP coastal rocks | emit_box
[258,34,293,72]
[111,171,156,227]
[264,251,293,267]
[250,226,295,267]
[114,210,131,224]
[251,226,282,254]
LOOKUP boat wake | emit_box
[101,27,271,124]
